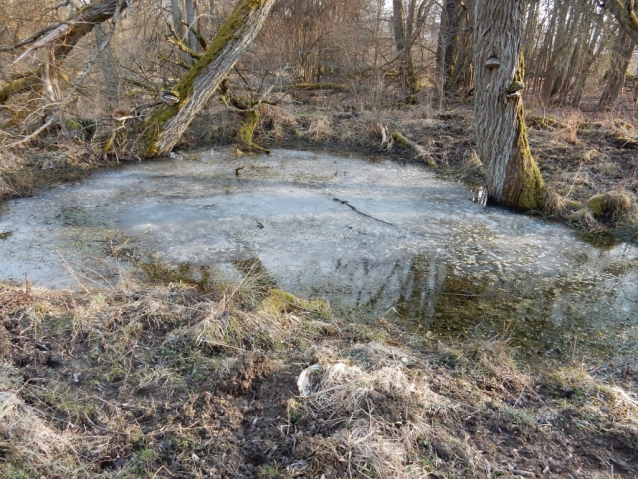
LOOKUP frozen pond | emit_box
[1,148,637,361]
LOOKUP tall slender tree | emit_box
[392,0,435,95]
[599,26,635,110]
[474,0,543,209]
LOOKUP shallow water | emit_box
[1,148,637,361]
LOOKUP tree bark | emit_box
[560,2,605,106]
[94,24,120,104]
[143,0,277,158]
[599,28,635,110]
[436,0,460,89]
[474,0,543,210]
[185,0,198,54]
[605,0,638,44]
[393,0,433,96]
[540,2,571,103]
[571,11,608,108]
[171,0,193,66]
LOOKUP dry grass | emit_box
[259,104,298,139]
[568,207,599,227]
[540,185,568,216]
[0,364,75,475]
[0,280,637,478]
[460,149,482,170]
[560,109,585,144]
[306,116,333,142]
[301,356,449,478]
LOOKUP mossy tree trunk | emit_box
[220,81,270,154]
[143,0,277,158]
[237,109,270,153]
[474,0,543,210]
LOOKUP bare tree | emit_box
[599,26,635,110]
[392,0,435,95]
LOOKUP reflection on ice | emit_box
[0,148,636,360]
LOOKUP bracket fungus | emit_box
[485,57,501,69]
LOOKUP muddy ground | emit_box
[1,277,637,478]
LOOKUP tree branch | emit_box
[6,2,122,148]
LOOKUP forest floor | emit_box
[1,271,637,479]
[1,92,638,478]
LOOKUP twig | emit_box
[333,197,394,226]
[220,65,288,114]
[565,162,583,199]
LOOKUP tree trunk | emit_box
[474,0,543,210]
[436,0,460,89]
[445,0,475,93]
[143,0,277,158]
[599,28,635,111]
[540,2,571,103]
[571,12,607,108]
[185,0,198,56]
[605,0,638,44]
[171,0,192,66]
[94,24,120,105]
[393,0,422,95]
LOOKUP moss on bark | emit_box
[143,0,273,157]
[237,109,270,154]
[503,106,544,210]
[0,71,42,105]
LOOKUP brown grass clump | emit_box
[540,185,568,216]
[296,341,488,478]
[0,365,74,475]
[569,207,599,227]
[460,149,483,170]
[260,104,298,139]
[301,358,450,478]
[307,116,333,141]
[560,110,584,145]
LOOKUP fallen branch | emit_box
[288,83,347,92]
[392,130,435,166]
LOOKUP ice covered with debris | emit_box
[0,148,636,359]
